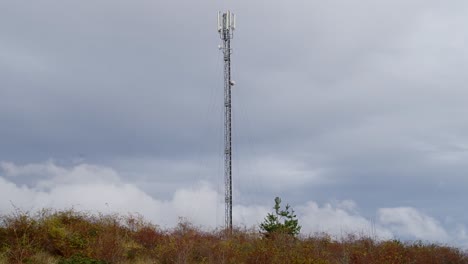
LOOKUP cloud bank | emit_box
[1,161,465,247]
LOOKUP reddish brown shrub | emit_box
[0,209,467,264]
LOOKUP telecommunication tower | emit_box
[217,10,236,232]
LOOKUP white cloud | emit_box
[1,160,66,179]
[0,161,224,228]
[378,207,449,242]
[298,201,393,239]
[0,161,464,247]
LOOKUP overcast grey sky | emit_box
[1,0,468,247]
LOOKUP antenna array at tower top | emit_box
[218,11,236,36]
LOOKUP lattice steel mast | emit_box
[218,10,236,232]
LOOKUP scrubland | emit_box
[0,209,467,264]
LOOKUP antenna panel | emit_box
[227,11,231,30]
[232,14,236,29]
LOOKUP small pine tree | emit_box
[260,197,301,237]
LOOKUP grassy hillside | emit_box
[0,209,466,264]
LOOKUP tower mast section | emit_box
[218,10,236,232]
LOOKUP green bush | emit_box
[260,197,301,238]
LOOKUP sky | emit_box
[1,0,468,247]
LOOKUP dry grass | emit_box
[0,208,467,264]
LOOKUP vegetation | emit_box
[0,208,466,264]
[260,197,301,238]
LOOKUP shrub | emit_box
[1,209,39,264]
[0,208,467,264]
[260,197,301,238]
